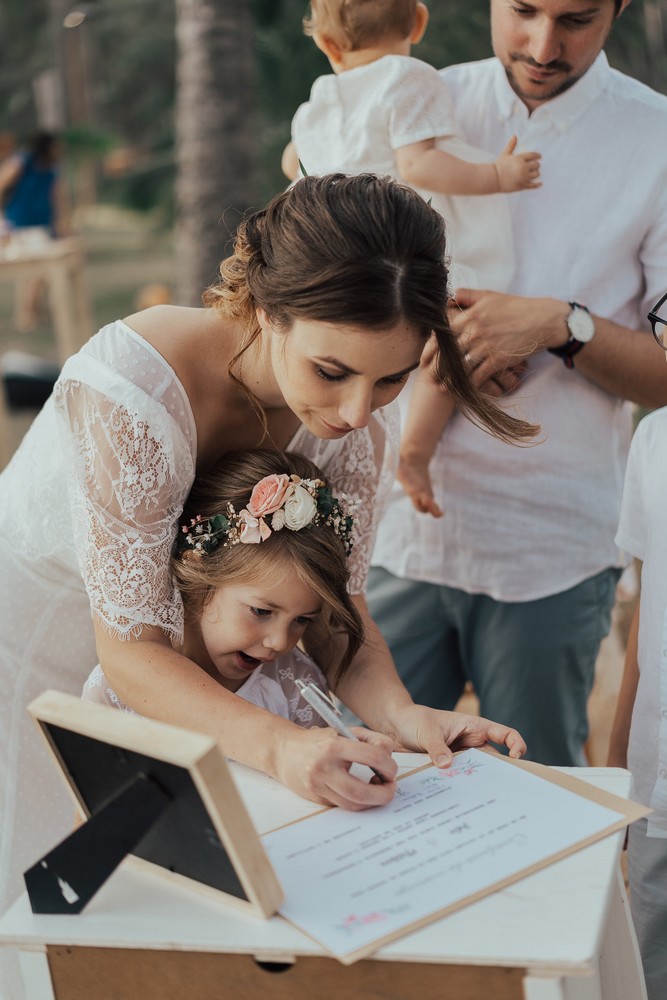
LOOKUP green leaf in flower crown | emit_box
[316,486,335,516]
[209,514,230,535]
[298,159,309,177]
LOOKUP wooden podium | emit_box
[0,759,647,1000]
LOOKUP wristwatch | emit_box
[548,302,595,369]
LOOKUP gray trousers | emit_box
[366,566,619,766]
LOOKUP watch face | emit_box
[567,306,595,343]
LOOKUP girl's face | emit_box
[260,314,424,439]
[197,571,323,692]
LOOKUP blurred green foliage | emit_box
[0,0,662,211]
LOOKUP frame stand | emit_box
[24,772,172,915]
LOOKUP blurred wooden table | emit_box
[0,232,91,466]
[0,233,92,364]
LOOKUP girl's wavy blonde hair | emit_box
[173,449,364,686]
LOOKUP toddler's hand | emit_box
[397,454,443,518]
[494,135,541,193]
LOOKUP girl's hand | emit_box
[387,704,526,768]
[274,725,397,810]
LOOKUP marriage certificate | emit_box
[261,749,648,963]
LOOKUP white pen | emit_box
[295,679,386,783]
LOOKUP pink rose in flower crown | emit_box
[247,474,290,518]
[238,509,272,544]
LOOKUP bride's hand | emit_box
[387,704,526,768]
[274,725,397,810]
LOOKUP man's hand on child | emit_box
[494,135,541,193]
[479,361,529,398]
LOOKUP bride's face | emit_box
[261,314,424,439]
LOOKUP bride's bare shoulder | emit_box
[122,304,212,338]
[121,304,238,403]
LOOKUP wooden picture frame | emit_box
[27,690,284,919]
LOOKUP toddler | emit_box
[283,0,540,517]
[84,449,363,727]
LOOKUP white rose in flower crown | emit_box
[283,483,317,530]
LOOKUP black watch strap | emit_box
[547,302,589,369]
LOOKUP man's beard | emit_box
[504,54,581,105]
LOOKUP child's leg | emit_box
[398,373,453,517]
[627,816,667,1000]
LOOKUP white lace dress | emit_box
[0,319,398,912]
[83,646,330,728]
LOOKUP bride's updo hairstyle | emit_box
[204,172,536,444]
[173,449,364,684]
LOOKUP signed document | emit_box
[262,749,648,963]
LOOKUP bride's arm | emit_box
[94,620,397,809]
[55,353,395,811]
[325,595,526,765]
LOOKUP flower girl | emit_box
[84,449,364,727]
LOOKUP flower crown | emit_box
[176,473,356,558]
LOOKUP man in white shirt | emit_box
[369,0,667,765]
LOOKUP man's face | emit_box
[491,0,628,112]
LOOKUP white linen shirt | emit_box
[291,55,457,176]
[616,409,667,838]
[372,54,667,601]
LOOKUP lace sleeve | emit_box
[297,403,400,595]
[54,370,196,642]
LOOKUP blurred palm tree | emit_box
[641,0,667,91]
[174,0,259,305]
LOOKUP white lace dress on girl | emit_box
[0,319,398,913]
[83,645,329,728]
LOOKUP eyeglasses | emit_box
[649,291,667,350]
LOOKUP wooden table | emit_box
[0,233,91,466]
[0,233,92,365]
[0,759,647,1000]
